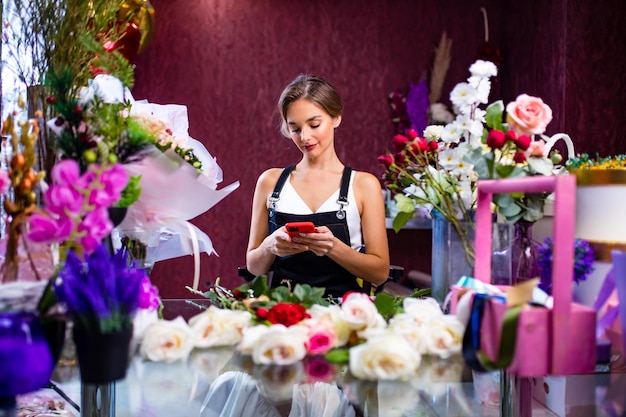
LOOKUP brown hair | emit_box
[277,74,343,137]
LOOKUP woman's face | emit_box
[285,98,341,159]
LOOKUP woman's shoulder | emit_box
[352,170,383,191]
[255,167,287,189]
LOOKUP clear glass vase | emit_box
[431,210,474,304]
[431,211,512,304]
[510,221,541,286]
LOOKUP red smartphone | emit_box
[285,221,316,238]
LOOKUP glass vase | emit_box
[510,221,541,286]
[431,211,512,304]
[431,210,475,304]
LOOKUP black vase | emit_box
[73,325,133,384]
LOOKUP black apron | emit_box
[268,165,364,298]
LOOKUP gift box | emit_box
[453,176,596,377]
[531,375,596,417]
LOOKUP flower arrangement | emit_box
[53,243,146,333]
[0,100,47,282]
[135,277,463,381]
[379,59,567,264]
[536,237,595,295]
[25,158,128,257]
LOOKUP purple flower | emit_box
[138,277,160,311]
[77,207,113,253]
[26,213,73,242]
[50,159,81,186]
[55,244,147,332]
[406,80,430,137]
[43,183,83,215]
[536,237,595,295]
[100,163,129,196]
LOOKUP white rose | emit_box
[132,308,160,342]
[188,306,252,348]
[140,316,194,363]
[308,304,351,347]
[341,293,386,331]
[349,334,421,381]
[388,313,429,354]
[237,324,272,355]
[423,123,445,140]
[468,59,498,78]
[402,297,443,326]
[251,324,308,365]
[425,315,465,359]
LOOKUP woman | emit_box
[246,74,390,298]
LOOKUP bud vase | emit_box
[73,325,133,384]
[510,221,541,286]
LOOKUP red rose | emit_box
[406,128,419,140]
[516,135,532,150]
[505,130,517,142]
[377,154,393,168]
[256,307,269,319]
[409,137,429,153]
[392,134,409,152]
[394,152,407,167]
[486,129,506,149]
[513,151,527,164]
[267,303,307,327]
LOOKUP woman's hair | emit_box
[277,74,343,137]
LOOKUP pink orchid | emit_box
[26,213,72,242]
[0,169,9,195]
[50,159,81,186]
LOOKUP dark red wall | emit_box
[132,0,626,297]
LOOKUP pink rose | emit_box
[304,322,337,355]
[528,140,546,157]
[506,94,553,136]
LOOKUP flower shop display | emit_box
[379,59,572,300]
[133,276,465,383]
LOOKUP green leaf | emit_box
[117,175,142,208]
[392,211,414,232]
[249,275,270,297]
[394,194,416,213]
[325,348,351,363]
[498,202,522,217]
[527,157,554,176]
[485,101,505,130]
[496,193,515,208]
[373,292,399,319]
[495,164,516,178]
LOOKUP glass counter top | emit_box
[19,299,626,417]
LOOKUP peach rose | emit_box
[506,94,553,136]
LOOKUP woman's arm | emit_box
[246,169,309,276]
[327,171,390,285]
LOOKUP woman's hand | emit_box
[292,226,335,256]
[266,226,310,256]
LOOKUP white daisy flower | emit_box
[449,82,478,108]
[469,60,498,78]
